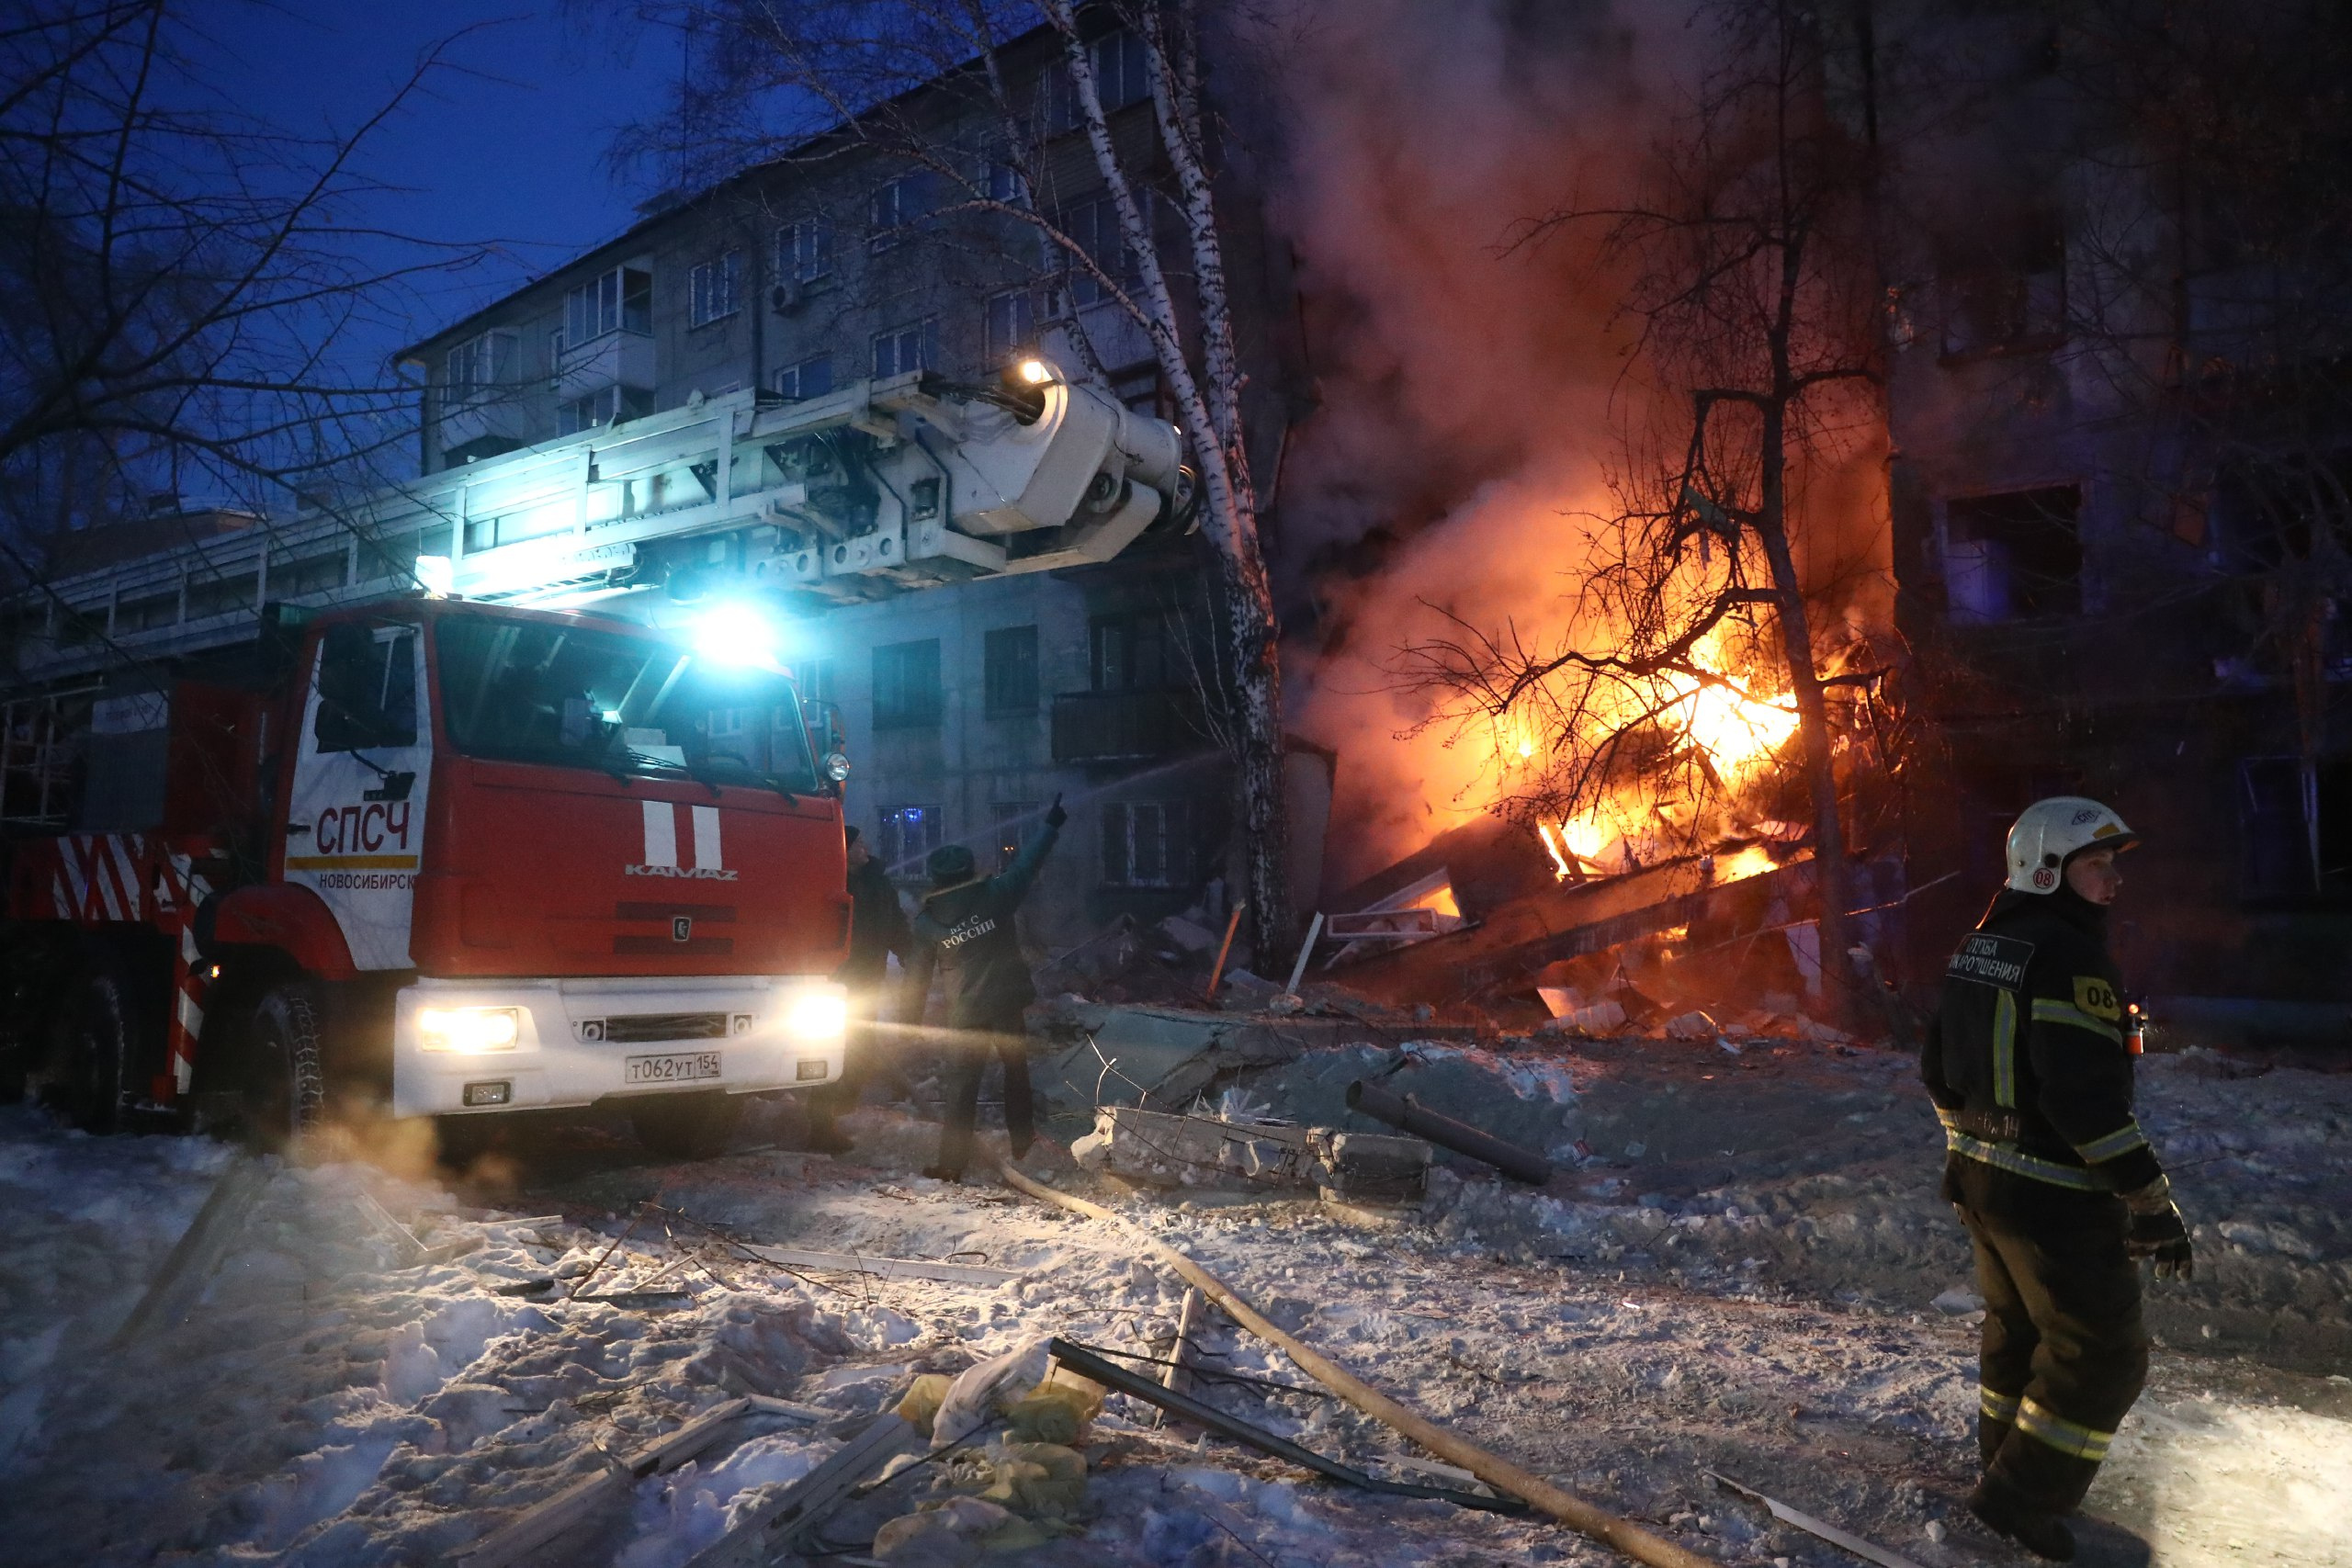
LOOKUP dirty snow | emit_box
[0,1034,2345,1567]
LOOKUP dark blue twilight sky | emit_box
[201,3,679,371]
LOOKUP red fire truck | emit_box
[0,370,1186,1154]
[4,596,854,1156]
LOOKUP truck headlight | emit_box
[416,1006,521,1053]
[785,991,847,1043]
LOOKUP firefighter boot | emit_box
[1968,1476,2075,1562]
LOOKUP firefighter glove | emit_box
[1045,793,1068,829]
[2123,1179,2193,1280]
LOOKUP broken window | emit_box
[1102,799,1191,887]
[2241,756,2352,901]
[1942,485,2083,622]
[1937,213,2065,358]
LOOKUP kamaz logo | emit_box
[625,864,740,881]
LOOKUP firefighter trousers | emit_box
[933,1004,1034,1178]
[1951,1158,2150,1515]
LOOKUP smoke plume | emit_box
[1261,0,1892,893]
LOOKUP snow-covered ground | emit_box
[0,1036,2346,1567]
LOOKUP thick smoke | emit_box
[1262,0,1891,894]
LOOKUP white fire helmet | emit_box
[2006,796,2138,895]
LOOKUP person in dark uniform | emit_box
[910,795,1066,1181]
[1922,796,2193,1561]
[805,825,915,1155]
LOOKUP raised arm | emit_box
[988,795,1067,905]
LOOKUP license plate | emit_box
[626,1052,721,1085]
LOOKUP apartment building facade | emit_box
[398,23,1306,953]
[1879,7,2352,1013]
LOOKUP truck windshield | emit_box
[435,615,820,794]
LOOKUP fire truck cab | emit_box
[6,596,852,1156]
[0,368,1187,1155]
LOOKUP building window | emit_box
[871,318,940,379]
[559,384,653,436]
[775,353,834,401]
[982,148,1029,208]
[2241,756,2352,900]
[562,265,652,346]
[1942,485,2082,623]
[1045,28,1150,130]
[872,637,943,728]
[993,801,1038,869]
[876,804,944,875]
[1938,215,2065,358]
[1102,800,1190,887]
[1066,195,1140,307]
[987,289,1037,364]
[984,625,1039,714]
[775,218,834,284]
[687,252,741,328]
[444,331,517,400]
[1090,614,1171,691]
[869,172,934,251]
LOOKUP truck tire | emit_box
[629,1090,742,1161]
[50,964,136,1134]
[245,981,327,1149]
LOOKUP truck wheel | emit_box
[630,1091,742,1160]
[245,982,327,1149]
[50,964,135,1134]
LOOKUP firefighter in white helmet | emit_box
[1921,796,2191,1561]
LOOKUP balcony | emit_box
[556,329,656,403]
[1051,689,1201,764]
[437,395,533,464]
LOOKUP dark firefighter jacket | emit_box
[1922,887,2165,1195]
[910,820,1061,1029]
[839,856,913,993]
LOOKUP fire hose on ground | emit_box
[989,1158,1716,1568]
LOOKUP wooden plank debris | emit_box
[680,1413,918,1568]
[995,1160,1721,1568]
[739,1245,1019,1288]
[109,1153,268,1347]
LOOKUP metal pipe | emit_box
[1346,1077,1552,1185]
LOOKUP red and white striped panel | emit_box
[38,835,213,928]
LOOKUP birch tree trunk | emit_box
[1046,0,1291,960]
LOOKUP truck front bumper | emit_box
[390,973,845,1118]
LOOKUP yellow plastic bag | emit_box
[981,1441,1089,1518]
[1003,1371,1104,1446]
[895,1371,955,1438]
